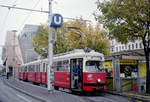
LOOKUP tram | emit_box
[18,49,106,92]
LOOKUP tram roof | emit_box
[21,49,104,66]
[53,49,104,61]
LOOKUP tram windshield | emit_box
[85,61,104,72]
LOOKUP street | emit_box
[82,93,132,102]
[0,76,134,102]
[0,77,41,102]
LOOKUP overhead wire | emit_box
[0,0,18,59]
[0,0,18,35]
[17,0,41,33]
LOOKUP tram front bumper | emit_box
[93,88,103,92]
[83,83,106,92]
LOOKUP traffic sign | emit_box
[50,13,63,28]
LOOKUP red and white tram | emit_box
[18,49,106,92]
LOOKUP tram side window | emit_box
[20,67,22,72]
[63,60,69,72]
[36,64,38,72]
[38,64,40,72]
[19,67,21,72]
[33,65,35,72]
[28,65,31,72]
[22,67,23,72]
[24,67,27,72]
[30,65,32,72]
[53,62,57,71]
[32,65,36,72]
[59,61,65,72]
[57,61,62,71]
[39,64,42,72]
[43,63,45,72]
[22,67,24,72]
[28,65,34,72]
[46,64,48,72]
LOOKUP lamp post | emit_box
[12,30,17,78]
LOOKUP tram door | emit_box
[70,58,83,91]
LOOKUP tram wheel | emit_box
[54,86,59,90]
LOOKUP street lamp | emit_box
[12,30,17,78]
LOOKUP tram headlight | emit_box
[97,78,101,83]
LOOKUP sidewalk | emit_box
[3,77,86,102]
[106,90,150,102]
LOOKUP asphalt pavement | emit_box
[0,77,41,102]
[1,76,138,102]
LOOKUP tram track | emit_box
[57,88,131,102]
[19,79,132,102]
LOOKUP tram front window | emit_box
[85,61,104,72]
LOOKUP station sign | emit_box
[50,13,63,28]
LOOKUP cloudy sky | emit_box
[0,0,98,60]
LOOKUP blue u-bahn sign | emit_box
[50,13,63,28]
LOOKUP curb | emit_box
[3,79,47,102]
[105,90,150,102]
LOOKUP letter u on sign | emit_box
[50,13,63,28]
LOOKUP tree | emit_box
[32,20,110,57]
[95,0,150,93]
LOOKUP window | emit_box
[122,46,124,50]
[57,61,63,71]
[116,47,118,52]
[36,64,39,72]
[125,45,127,50]
[85,61,104,72]
[28,65,32,72]
[112,41,114,45]
[46,64,48,72]
[54,60,69,72]
[128,45,131,50]
[132,44,134,50]
[120,65,137,78]
[33,65,35,72]
[43,63,45,72]
[140,43,142,48]
[112,48,114,52]
[136,43,138,49]
[25,67,27,72]
[119,46,121,51]
[63,60,69,72]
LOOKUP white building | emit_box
[109,39,144,54]
[18,24,39,63]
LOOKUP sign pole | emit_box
[48,0,53,92]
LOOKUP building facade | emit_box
[106,39,146,93]
[2,31,24,77]
[109,39,144,54]
[18,24,39,63]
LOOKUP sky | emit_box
[0,0,98,61]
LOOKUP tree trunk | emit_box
[146,51,150,93]
[143,35,150,93]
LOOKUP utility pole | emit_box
[48,0,53,92]
[12,30,17,78]
[6,57,9,79]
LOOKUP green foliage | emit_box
[95,0,150,43]
[95,0,150,93]
[32,20,110,57]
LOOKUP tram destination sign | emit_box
[121,55,145,60]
